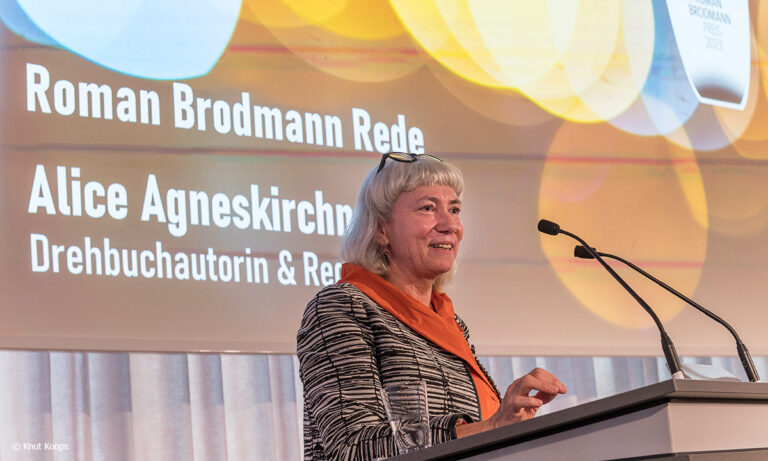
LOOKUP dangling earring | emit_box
[381,245,391,266]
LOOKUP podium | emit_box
[395,380,768,460]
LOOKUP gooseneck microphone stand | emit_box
[573,245,759,382]
[538,219,684,379]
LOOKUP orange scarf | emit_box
[339,263,500,420]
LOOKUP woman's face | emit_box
[379,184,463,284]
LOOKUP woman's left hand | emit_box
[488,367,568,427]
[456,367,567,438]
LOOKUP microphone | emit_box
[537,219,685,379]
[537,219,560,236]
[574,245,760,382]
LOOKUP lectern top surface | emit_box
[392,379,768,461]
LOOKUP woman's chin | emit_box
[426,261,456,278]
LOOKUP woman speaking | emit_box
[297,153,567,460]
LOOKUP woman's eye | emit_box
[422,205,434,211]
[450,207,461,214]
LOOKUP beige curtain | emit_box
[0,351,763,461]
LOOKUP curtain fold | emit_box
[129,354,192,461]
[0,350,764,461]
[50,351,91,461]
[88,353,133,461]
[188,354,227,461]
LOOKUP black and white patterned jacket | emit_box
[297,282,493,461]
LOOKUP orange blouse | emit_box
[339,263,501,420]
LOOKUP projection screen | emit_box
[1,0,767,356]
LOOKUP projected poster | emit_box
[1,0,767,356]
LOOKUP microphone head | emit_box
[574,245,595,259]
[537,219,560,235]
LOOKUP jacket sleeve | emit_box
[297,285,472,460]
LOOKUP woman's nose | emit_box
[435,210,459,232]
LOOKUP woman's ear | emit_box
[375,219,389,247]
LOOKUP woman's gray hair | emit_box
[340,155,464,292]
